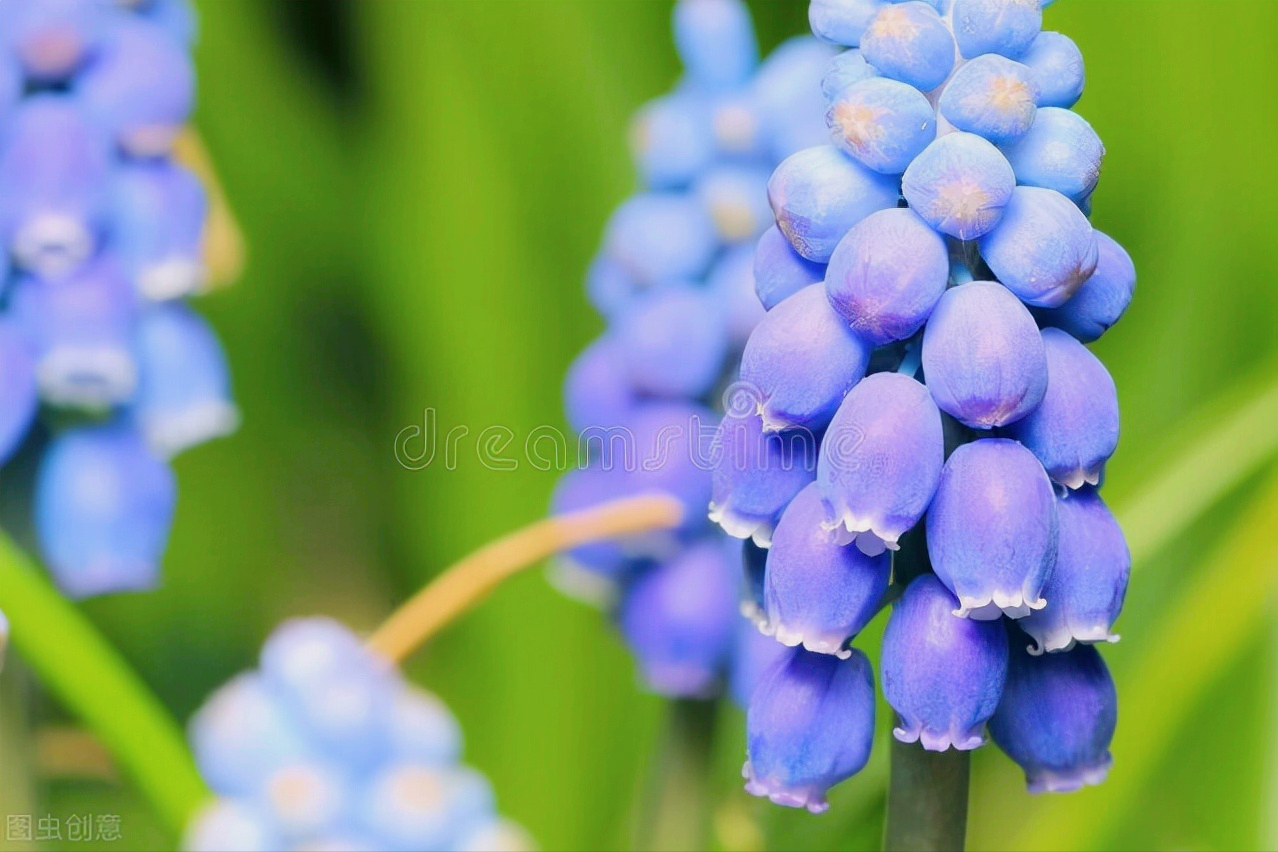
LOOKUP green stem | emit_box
[639,697,719,852]
[883,742,970,852]
[0,532,210,839]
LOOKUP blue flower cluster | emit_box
[715,0,1134,810]
[183,618,531,852]
[555,0,838,702]
[0,0,236,600]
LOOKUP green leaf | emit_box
[0,534,209,839]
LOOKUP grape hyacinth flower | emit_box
[817,372,944,556]
[0,0,238,598]
[881,574,1008,750]
[744,646,875,813]
[184,618,531,852]
[703,0,1135,806]
[988,638,1118,793]
[762,483,890,655]
[554,0,839,702]
[920,280,1047,429]
[739,283,871,431]
[1006,327,1120,489]
[1034,230,1136,343]
[1018,487,1129,654]
[927,438,1058,619]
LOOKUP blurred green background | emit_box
[4,1,1278,850]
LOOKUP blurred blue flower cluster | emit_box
[183,618,531,852]
[713,0,1135,812]
[0,0,236,600]
[555,0,837,703]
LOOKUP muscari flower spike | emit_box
[553,0,841,702]
[0,0,239,599]
[698,0,1135,804]
[183,618,532,852]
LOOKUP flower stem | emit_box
[365,493,684,662]
[0,532,210,839]
[638,697,719,852]
[883,741,970,852]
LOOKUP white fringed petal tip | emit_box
[1026,755,1113,794]
[955,589,1047,620]
[743,762,830,814]
[893,721,986,752]
[764,620,852,659]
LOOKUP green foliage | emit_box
[3,2,1276,851]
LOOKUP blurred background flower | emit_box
[2,2,1277,851]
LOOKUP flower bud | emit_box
[673,0,759,92]
[926,438,1058,619]
[821,48,878,99]
[7,256,139,409]
[753,224,826,311]
[549,466,650,583]
[978,185,1098,308]
[183,799,281,852]
[618,542,739,696]
[825,207,948,345]
[357,763,493,851]
[817,372,944,556]
[1019,487,1129,654]
[1000,107,1104,203]
[902,131,1015,240]
[0,97,111,278]
[630,90,715,190]
[604,192,717,287]
[1005,327,1119,489]
[695,163,774,243]
[189,673,312,797]
[709,242,768,346]
[710,409,817,545]
[622,401,717,531]
[111,161,208,301]
[35,423,176,598]
[739,283,871,431]
[764,483,891,655]
[562,336,633,435]
[744,646,875,813]
[988,639,1117,793]
[1019,31,1085,109]
[133,302,240,458]
[729,614,791,708]
[861,2,956,92]
[259,618,396,772]
[78,19,194,156]
[767,145,900,262]
[950,0,1042,60]
[826,76,936,175]
[1034,230,1135,343]
[1,0,109,81]
[808,0,885,48]
[936,54,1038,143]
[753,37,841,162]
[615,284,728,398]
[881,574,1008,750]
[920,280,1047,429]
